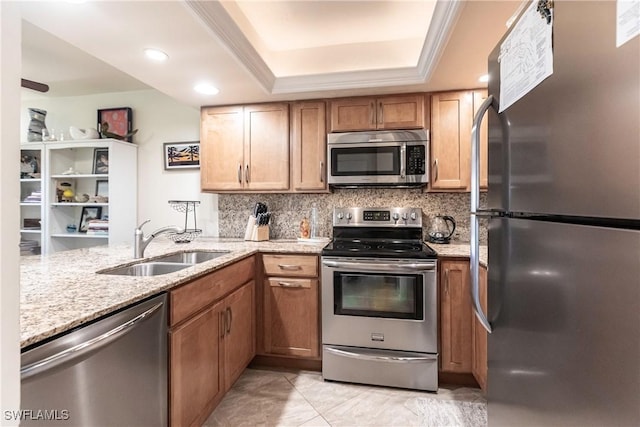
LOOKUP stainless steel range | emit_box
[321,207,438,391]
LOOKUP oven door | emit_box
[321,257,437,353]
[328,142,406,185]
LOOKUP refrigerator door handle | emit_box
[470,94,497,333]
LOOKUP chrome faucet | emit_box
[134,220,184,258]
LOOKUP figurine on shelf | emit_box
[99,122,138,141]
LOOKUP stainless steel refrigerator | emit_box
[469,1,640,425]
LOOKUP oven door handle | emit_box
[326,347,437,363]
[321,259,436,271]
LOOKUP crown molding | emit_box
[185,0,463,95]
[183,0,275,91]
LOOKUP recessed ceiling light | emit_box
[144,48,168,61]
[478,74,489,83]
[194,83,219,95]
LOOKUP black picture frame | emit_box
[79,206,102,233]
[95,180,109,197]
[92,148,109,174]
[97,107,133,142]
[163,141,200,170]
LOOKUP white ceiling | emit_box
[19,0,521,109]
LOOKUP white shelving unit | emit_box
[43,139,137,254]
[20,143,45,254]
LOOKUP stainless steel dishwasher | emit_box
[20,293,167,427]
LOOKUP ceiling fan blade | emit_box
[21,78,49,93]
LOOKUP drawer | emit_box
[170,256,255,326]
[262,254,318,277]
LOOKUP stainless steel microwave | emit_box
[327,130,429,187]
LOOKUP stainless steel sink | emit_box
[152,250,230,264]
[98,262,192,276]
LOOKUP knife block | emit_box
[244,215,269,241]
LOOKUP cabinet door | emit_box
[244,104,290,191]
[440,259,473,373]
[170,301,224,427]
[472,90,489,190]
[200,106,244,191]
[430,92,473,190]
[329,97,376,132]
[472,265,488,391]
[291,101,327,192]
[224,280,255,390]
[264,278,319,358]
[377,94,425,130]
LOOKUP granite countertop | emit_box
[20,238,486,348]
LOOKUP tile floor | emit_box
[204,368,486,427]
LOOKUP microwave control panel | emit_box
[406,145,426,175]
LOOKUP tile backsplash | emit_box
[219,189,488,244]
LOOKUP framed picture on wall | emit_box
[163,141,200,170]
[97,107,133,142]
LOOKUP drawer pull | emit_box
[278,264,302,270]
[278,281,304,288]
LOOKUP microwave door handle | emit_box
[400,144,406,179]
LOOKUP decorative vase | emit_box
[27,108,47,142]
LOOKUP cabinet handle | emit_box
[245,164,250,183]
[320,161,324,183]
[278,264,302,270]
[220,311,225,338]
[278,281,304,288]
[378,101,383,124]
[237,164,242,184]
[226,307,232,334]
[444,269,449,295]
[434,158,439,181]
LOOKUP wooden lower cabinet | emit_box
[169,257,256,427]
[170,301,224,427]
[439,259,473,373]
[223,280,255,388]
[472,265,488,391]
[257,254,321,367]
[263,277,319,358]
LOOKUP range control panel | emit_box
[333,207,422,227]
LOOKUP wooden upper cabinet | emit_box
[329,94,425,132]
[472,90,489,190]
[244,103,290,191]
[440,259,473,374]
[200,106,244,191]
[200,103,289,192]
[291,101,327,192]
[430,91,473,190]
[429,89,488,192]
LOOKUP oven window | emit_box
[333,272,423,320]
[331,146,400,176]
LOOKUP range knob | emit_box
[401,213,408,220]
[392,213,400,223]
[337,212,344,220]
[410,211,417,220]
[346,212,352,220]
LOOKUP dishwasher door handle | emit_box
[21,301,164,381]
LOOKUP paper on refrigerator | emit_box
[617,0,640,47]
[498,0,554,113]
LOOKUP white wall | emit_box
[1,3,22,425]
[21,89,219,239]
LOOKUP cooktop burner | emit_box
[321,207,438,259]
[322,239,437,259]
